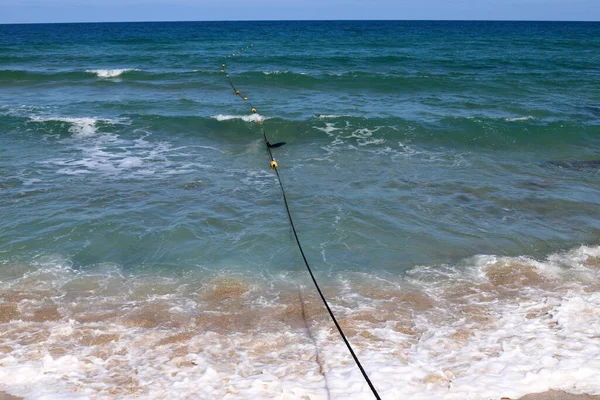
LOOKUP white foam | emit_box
[357,138,386,146]
[395,247,600,398]
[212,114,266,122]
[49,132,208,178]
[0,104,52,118]
[29,116,117,138]
[505,116,535,122]
[118,157,143,169]
[85,68,139,78]
[66,117,99,137]
[29,118,206,177]
[315,122,340,136]
[1,246,600,399]
[263,70,289,75]
[52,144,138,176]
[315,114,351,119]
[318,122,430,159]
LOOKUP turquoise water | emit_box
[1,21,600,399]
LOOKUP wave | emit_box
[0,69,89,81]
[30,116,97,137]
[505,115,536,122]
[0,68,143,83]
[2,112,594,150]
[27,116,124,138]
[0,68,199,83]
[315,114,352,118]
[0,67,568,99]
[85,68,140,78]
[0,67,510,88]
[211,113,267,122]
[0,245,599,399]
[262,70,292,75]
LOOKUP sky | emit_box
[1,0,599,24]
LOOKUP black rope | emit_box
[220,47,382,400]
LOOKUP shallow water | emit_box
[1,21,600,399]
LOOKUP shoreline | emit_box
[0,245,599,399]
[2,390,600,399]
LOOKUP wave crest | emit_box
[211,114,266,123]
[85,68,140,78]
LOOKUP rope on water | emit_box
[219,45,382,400]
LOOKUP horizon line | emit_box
[1,18,600,26]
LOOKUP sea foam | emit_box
[86,68,139,78]
[505,116,536,122]
[0,246,599,399]
[29,116,110,138]
[212,114,266,122]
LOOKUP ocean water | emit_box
[1,20,600,399]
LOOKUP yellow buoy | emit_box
[243,97,248,101]
[270,160,278,169]
[251,108,257,113]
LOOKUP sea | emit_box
[0,21,599,399]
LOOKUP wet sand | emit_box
[0,391,22,400]
[515,391,600,400]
